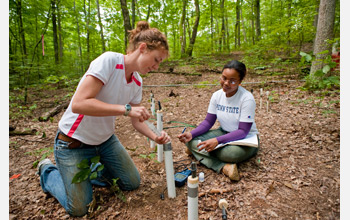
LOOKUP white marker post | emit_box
[150,93,155,149]
[218,199,228,220]
[260,88,263,110]
[188,162,198,220]
[144,120,176,198]
[156,110,164,162]
[266,91,270,113]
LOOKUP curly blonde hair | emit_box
[127,21,169,56]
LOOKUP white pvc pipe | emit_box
[266,91,270,113]
[164,143,176,198]
[260,88,263,110]
[188,176,199,220]
[157,110,163,162]
[144,121,176,198]
[151,97,155,116]
[150,94,155,148]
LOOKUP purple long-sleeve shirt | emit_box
[190,113,252,144]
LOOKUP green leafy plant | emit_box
[299,51,339,90]
[72,156,104,184]
[72,156,126,208]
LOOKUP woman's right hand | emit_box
[128,106,151,122]
[177,132,192,143]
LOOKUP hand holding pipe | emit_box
[145,120,176,198]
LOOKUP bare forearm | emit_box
[131,118,157,141]
[71,98,125,116]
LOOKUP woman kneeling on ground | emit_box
[36,21,170,217]
[178,60,259,181]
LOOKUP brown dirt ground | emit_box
[9,64,340,219]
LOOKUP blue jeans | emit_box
[39,131,140,217]
[186,128,259,173]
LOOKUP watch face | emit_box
[126,104,131,111]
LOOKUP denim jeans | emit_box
[186,128,259,173]
[39,131,140,217]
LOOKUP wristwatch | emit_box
[124,104,132,116]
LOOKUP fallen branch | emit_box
[10,129,37,136]
[38,101,69,122]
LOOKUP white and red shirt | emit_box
[207,86,258,135]
[59,52,142,145]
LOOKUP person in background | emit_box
[36,21,170,217]
[178,60,259,181]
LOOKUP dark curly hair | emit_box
[222,60,247,81]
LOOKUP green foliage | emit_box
[139,152,159,163]
[72,156,104,184]
[299,51,339,91]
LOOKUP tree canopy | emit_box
[9,0,340,91]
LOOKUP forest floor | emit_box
[9,54,340,219]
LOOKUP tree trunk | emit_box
[250,1,255,45]
[146,4,151,21]
[235,0,241,48]
[120,0,132,52]
[180,0,187,57]
[135,0,142,20]
[57,0,63,62]
[255,0,261,41]
[225,16,229,51]
[51,0,59,64]
[96,0,106,52]
[186,0,200,57]
[210,0,213,52]
[84,0,91,61]
[241,12,247,43]
[220,0,225,52]
[132,0,136,28]
[310,0,336,75]
[16,0,27,58]
[74,0,84,74]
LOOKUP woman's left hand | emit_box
[197,138,218,152]
[154,131,171,145]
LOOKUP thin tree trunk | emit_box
[132,0,136,28]
[51,0,59,64]
[255,0,261,41]
[146,4,151,21]
[225,16,229,51]
[187,0,200,57]
[220,0,225,52]
[74,0,83,74]
[135,0,142,20]
[235,0,241,48]
[57,0,63,62]
[210,0,213,52]
[251,1,255,45]
[84,0,91,61]
[180,0,187,57]
[120,0,132,52]
[96,0,106,52]
[16,0,27,59]
[310,0,336,75]
[241,12,247,43]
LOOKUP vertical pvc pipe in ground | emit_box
[157,110,164,162]
[188,168,198,220]
[164,142,176,198]
[144,120,176,199]
[150,93,155,149]
[260,88,263,110]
